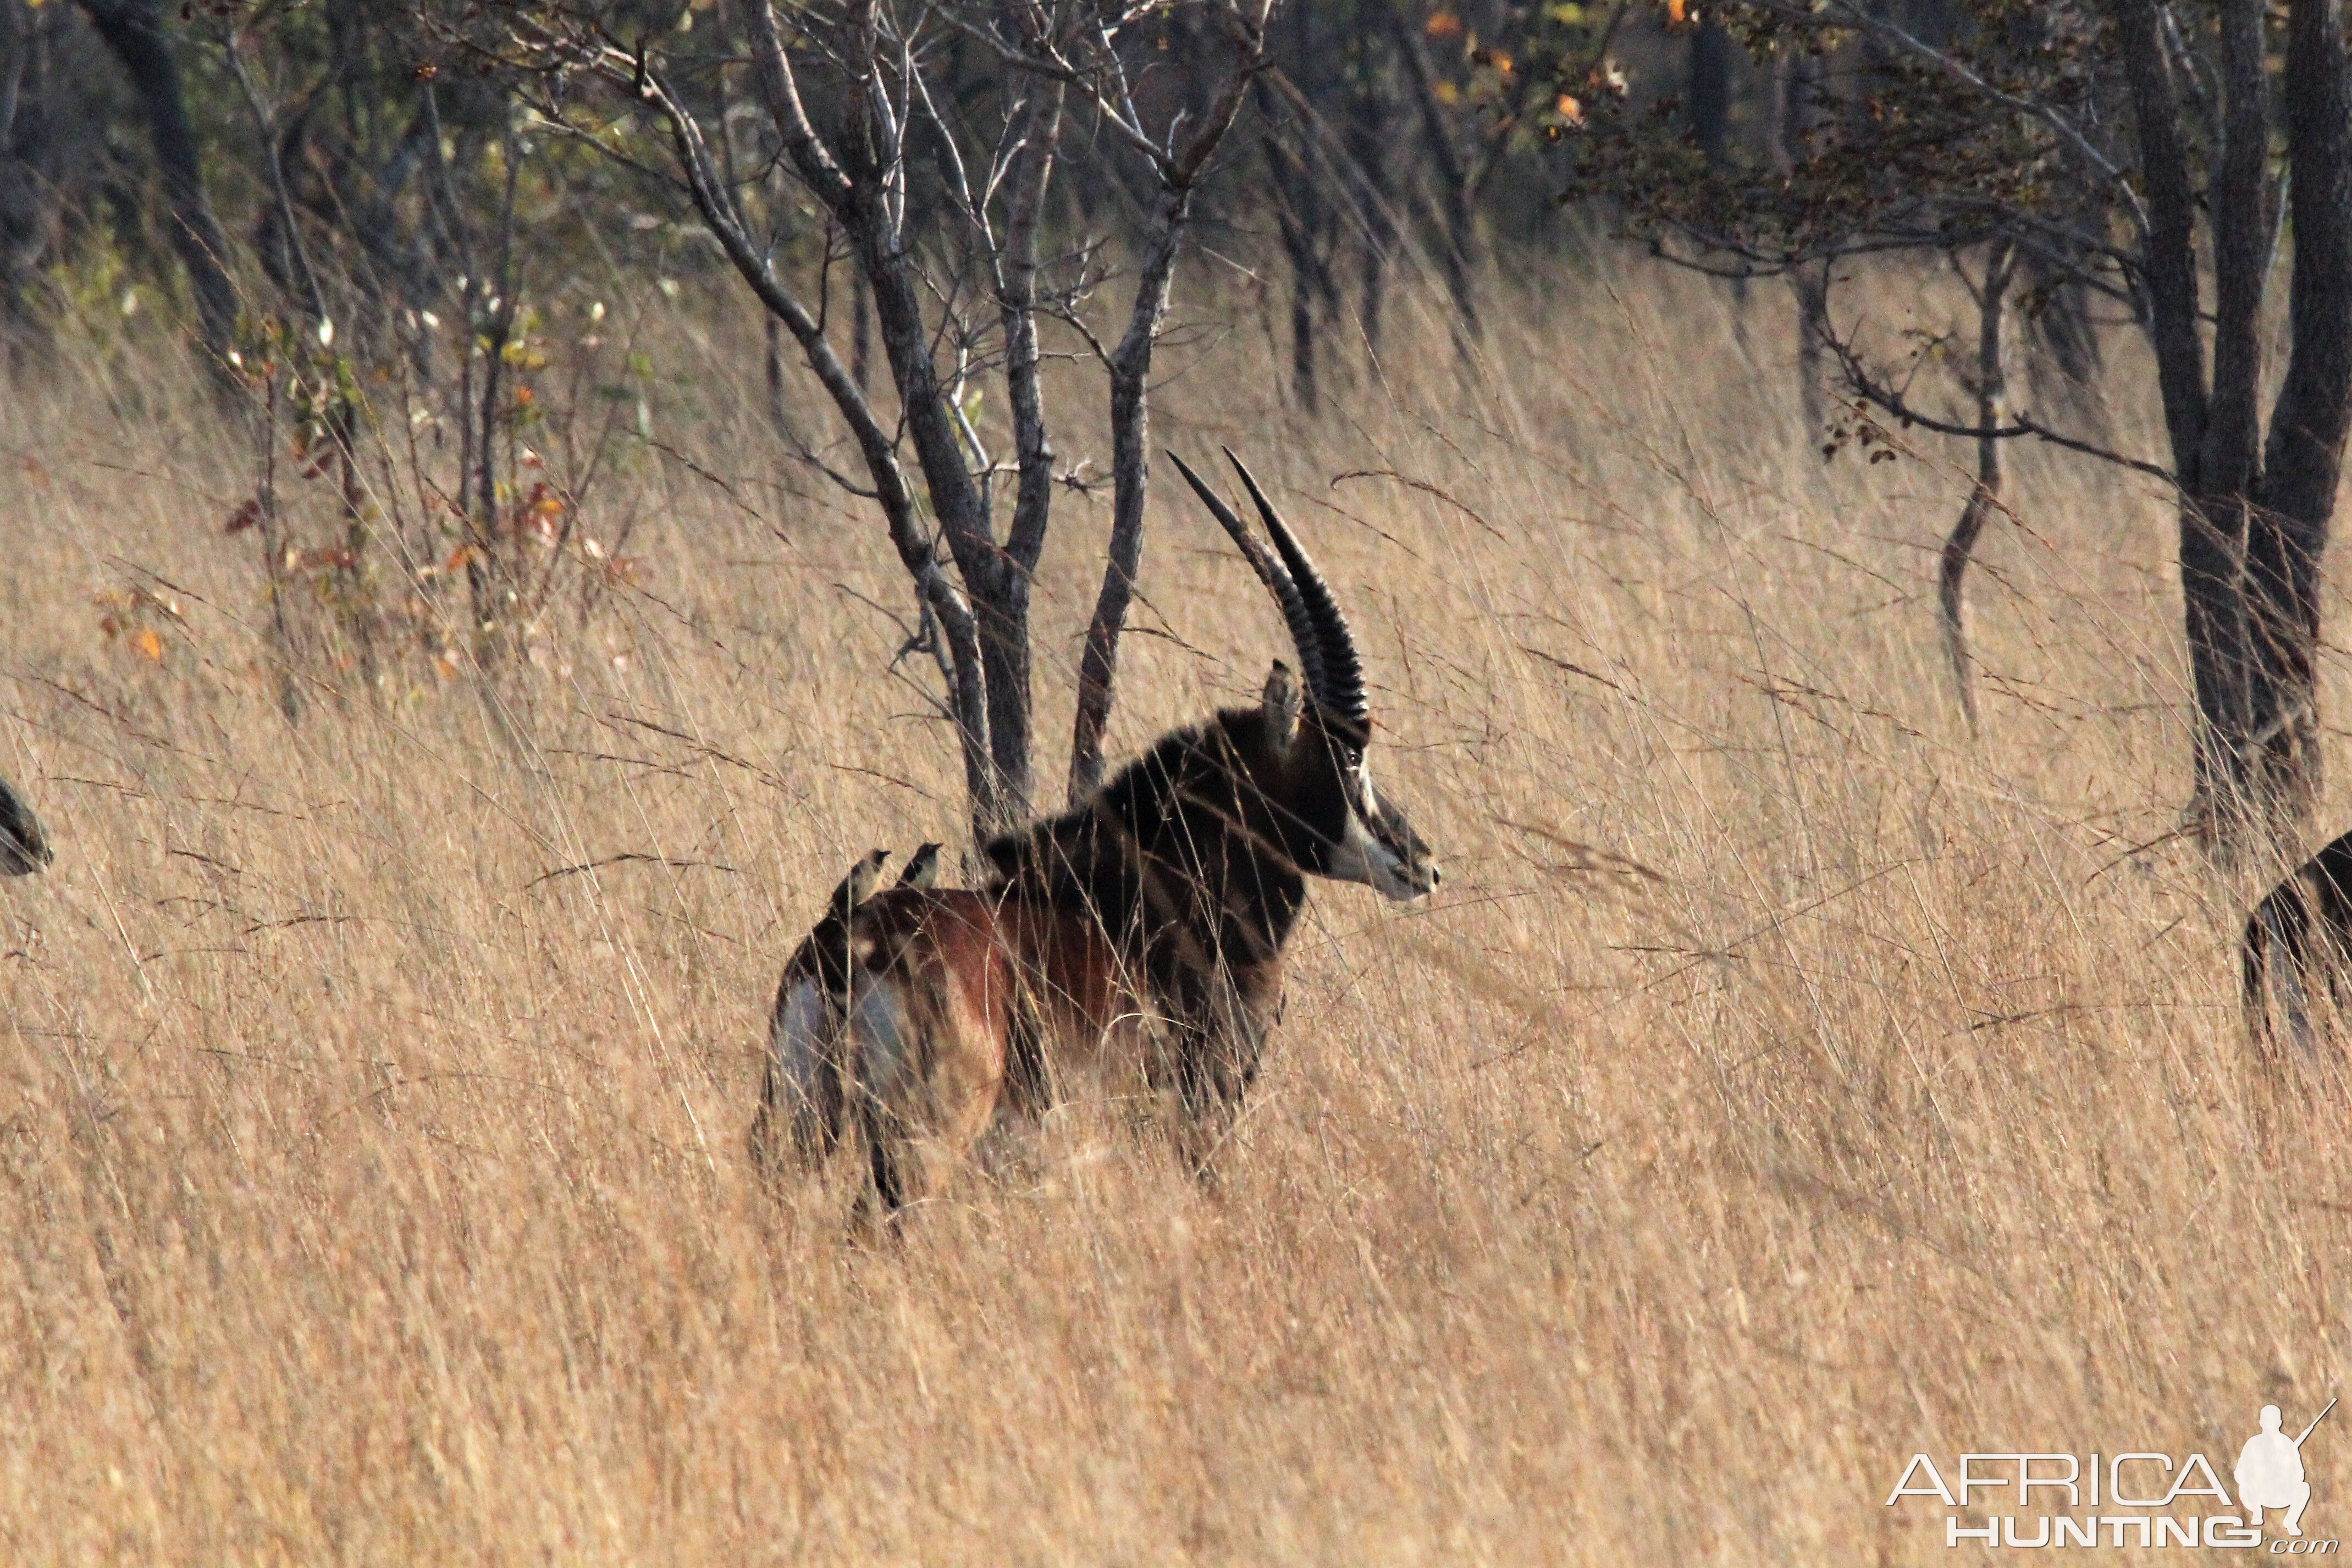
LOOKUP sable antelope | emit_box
[0,773,51,876]
[2243,829,2352,1063]
[752,450,1439,1212]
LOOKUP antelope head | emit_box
[1170,450,1440,902]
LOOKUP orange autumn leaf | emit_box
[1556,93,1584,124]
[131,628,163,663]
[1425,9,1462,37]
[1666,0,1686,23]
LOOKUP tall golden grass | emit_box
[1,253,2341,1564]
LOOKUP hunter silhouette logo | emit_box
[2240,1400,2333,1539]
[1884,1394,2340,1550]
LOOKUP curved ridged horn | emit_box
[1167,450,1329,704]
[1223,450,1367,724]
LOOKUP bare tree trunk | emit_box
[1067,30,1262,802]
[764,314,790,438]
[1939,239,2014,732]
[78,0,239,380]
[997,80,1063,604]
[1345,62,1394,361]
[470,130,521,659]
[2118,0,2352,857]
[1688,17,1735,169]
[2234,0,2352,846]
[1069,183,1192,802]
[2116,0,2211,475]
[855,200,1030,825]
[1794,260,1829,442]
[1776,53,1828,443]
[0,0,45,344]
[635,16,1003,837]
[2119,0,2240,833]
[1768,49,1794,174]
[1387,0,1479,346]
[851,266,873,393]
[1262,112,1326,412]
[614,0,1259,831]
[1262,6,1335,413]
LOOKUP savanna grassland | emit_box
[1,256,2342,1565]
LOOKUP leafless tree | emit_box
[1578,0,2352,859]
[75,0,240,380]
[503,0,1265,840]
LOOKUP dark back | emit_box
[982,703,1352,1001]
[2244,828,2352,1040]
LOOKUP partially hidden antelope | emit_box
[1,773,51,876]
[2243,828,2352,1063]
[749,450,1440,1212]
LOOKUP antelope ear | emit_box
[1262,659,1302,749]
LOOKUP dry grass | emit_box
[3,255,2346,1565]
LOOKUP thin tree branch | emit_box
[1824,318,2178,485]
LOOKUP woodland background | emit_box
[3,1,2350,1562]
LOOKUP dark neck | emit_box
[985,713,1312,970]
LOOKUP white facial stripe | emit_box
[1355,760,1401,857]
[1326,760,1421,899]
[1327,808,1389,880]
